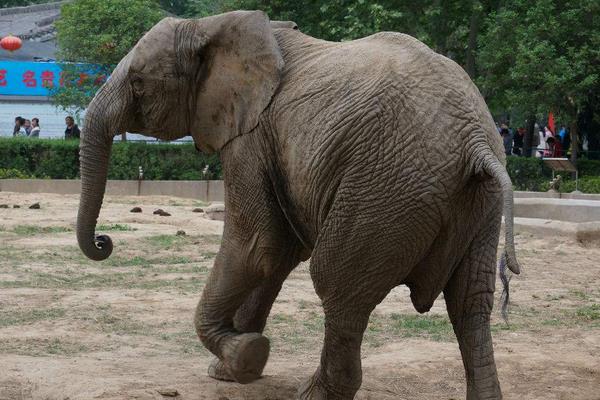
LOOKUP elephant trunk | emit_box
[77,81,126,261]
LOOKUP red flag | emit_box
[548,112,556,135]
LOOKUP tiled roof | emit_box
[0,1,70,61]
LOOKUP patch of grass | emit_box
[157,328,209,356]
[569,289,592,301]
[145,234,185,249]
[389,313,453,341]
[0,338,90,356]
[96,224,137,231]
[0,308,66,328]
[78,307,149,335]
[0,270,206,292]
[11,225,72,235]
[575,304,600,321]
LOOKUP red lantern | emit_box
[1,35,23,52]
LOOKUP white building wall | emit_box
[0,101,162,141]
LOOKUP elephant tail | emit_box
[481,155,521,321]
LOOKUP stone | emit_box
[153,209,171,217]
[29,202,40,209]
[192,207,204,213]
[130,206,142,213]
[156,388,179,397]
[204,203,225,221]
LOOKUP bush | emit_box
[506,156,600,193]
[0,138,221,180]
[1,138,599,190]
[0,168,33,179]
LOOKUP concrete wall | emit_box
[514,198,600,223]
[0,179,225,203]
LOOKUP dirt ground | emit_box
[0,192,598,400]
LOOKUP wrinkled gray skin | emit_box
[77,11,521,400]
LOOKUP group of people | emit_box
[498,123,569,158]
[12,116,41,138]
[12,116,81,140]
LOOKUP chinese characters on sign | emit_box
[0,61,108,97]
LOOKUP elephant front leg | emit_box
[207,246,303,382]
[444,229,503,400]
[194,243,271,384]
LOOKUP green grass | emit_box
[575,304,600,321]
[11,225,72,235]
[145,234,185,248]
[0,338,90,356]
[96,224,137,231]
[388,313,453,341]
[0,308,66,328]
[0,269,207,292]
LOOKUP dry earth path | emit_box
[0,192,598,399]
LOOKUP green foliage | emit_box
[52,0,165,114]
[56,0,165,65]
[0,138,221,180]
[506,156,550,191]
[558,176,600,194]
[477,0,600,125]
[0,168,32,179]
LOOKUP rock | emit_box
[176,230,186,236]
[153,209,171,217]
[29,202,40,209]
[156,388,179,397]
[204,203,225,221]
[13,205,20,208]
[192,207,204,213]
[0,204,8,208]
[130,206,143,213]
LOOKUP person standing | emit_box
[513,127,525,156]
[30,118,41,138]
[65,116,81,139]
[12,116,26,137]
[23,119,32,136]
[500,123,512,156]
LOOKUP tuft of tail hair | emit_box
[498,251,512,322]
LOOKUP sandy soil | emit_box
[0,192,598,400]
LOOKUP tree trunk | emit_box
[524,114,536,157]
[121,132,127,142]
[466,1,482,78]
[570,120,578,165]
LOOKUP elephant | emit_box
[76,10,521,400]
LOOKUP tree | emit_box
[478,0,600,163]
[52,0,165,137]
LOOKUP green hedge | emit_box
[0,138,221,180]
[2,138,600,193]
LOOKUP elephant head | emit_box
[77,11,285,261]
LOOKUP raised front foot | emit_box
[212,332,270,384]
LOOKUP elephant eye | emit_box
[131,77,144,97]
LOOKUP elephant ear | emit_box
[178,11,284,152]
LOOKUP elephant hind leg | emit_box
[443,220,503,400]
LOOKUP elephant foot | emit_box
[219,333,270,384]
[298,374,327,400]
[207,357,234,381]
[298,368,358,400]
